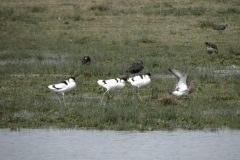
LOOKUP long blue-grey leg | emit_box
[100,90,109,105]
[55,93,62,104]
[62,92,66,107]
[132,87,135,99]
[137,87,142,101]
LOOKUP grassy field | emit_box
[0,0,240,130]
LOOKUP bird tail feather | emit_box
[48,85,55,91]
[97,80,105,87]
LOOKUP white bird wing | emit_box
[175,80,188,92]
[128,74,151,87]
[132,75,145,81]
[127,75,141,84]
[50,81,68,90]
[170,69,188,91]
[98,78,122,89]
[105,79,120,87]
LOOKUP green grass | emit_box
[0,0,240,130]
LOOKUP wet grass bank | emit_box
[0,0,240,130]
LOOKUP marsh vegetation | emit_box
[0,0,239,130]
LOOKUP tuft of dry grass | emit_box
[157,96,184,106]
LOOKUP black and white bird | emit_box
[126,60,144,75]
[127,73,151,101]
[205,42,218,54]
[82,56,91,65]
[213,24,227,34]
[48,77,76,106]
[97,77,127,104]
[169,69,196,97]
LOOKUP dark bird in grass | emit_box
[126,60,144,75]
[235,53,240,59]
[213,24,227,34]
[205,42,218,54]
[82,56,91,65]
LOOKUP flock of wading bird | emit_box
[48,24,229,105]
[48,58,196,106]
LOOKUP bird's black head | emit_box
[69,77,75,81]
[82,56,91,65]
[146,72,151,77]
[121,77,128,81]
[205,42,209,46]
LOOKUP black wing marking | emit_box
[53,85,61,90]
[61,81,68,85]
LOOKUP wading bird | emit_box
[126,60,144,75]
[82,56,91,65]
[213,24,227,34]
[127,73,151,101]
[97,77,127,104]
[205,42,218,54]
[48,77,76,106]
[169,69,196,97]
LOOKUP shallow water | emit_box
[0,129,240,160]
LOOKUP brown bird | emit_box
[213,24,227,34]
[126,60,144,75]
[205,42,218,54]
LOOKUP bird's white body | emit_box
[169,69,189,96]
[206,46,218,53]
[48,78,76,94]
[127,74,151,88]
[48,77,76,106]
[97,78,126,91]
[127,73,151,101]
[205,42,218,54]
[97,77,127,104]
